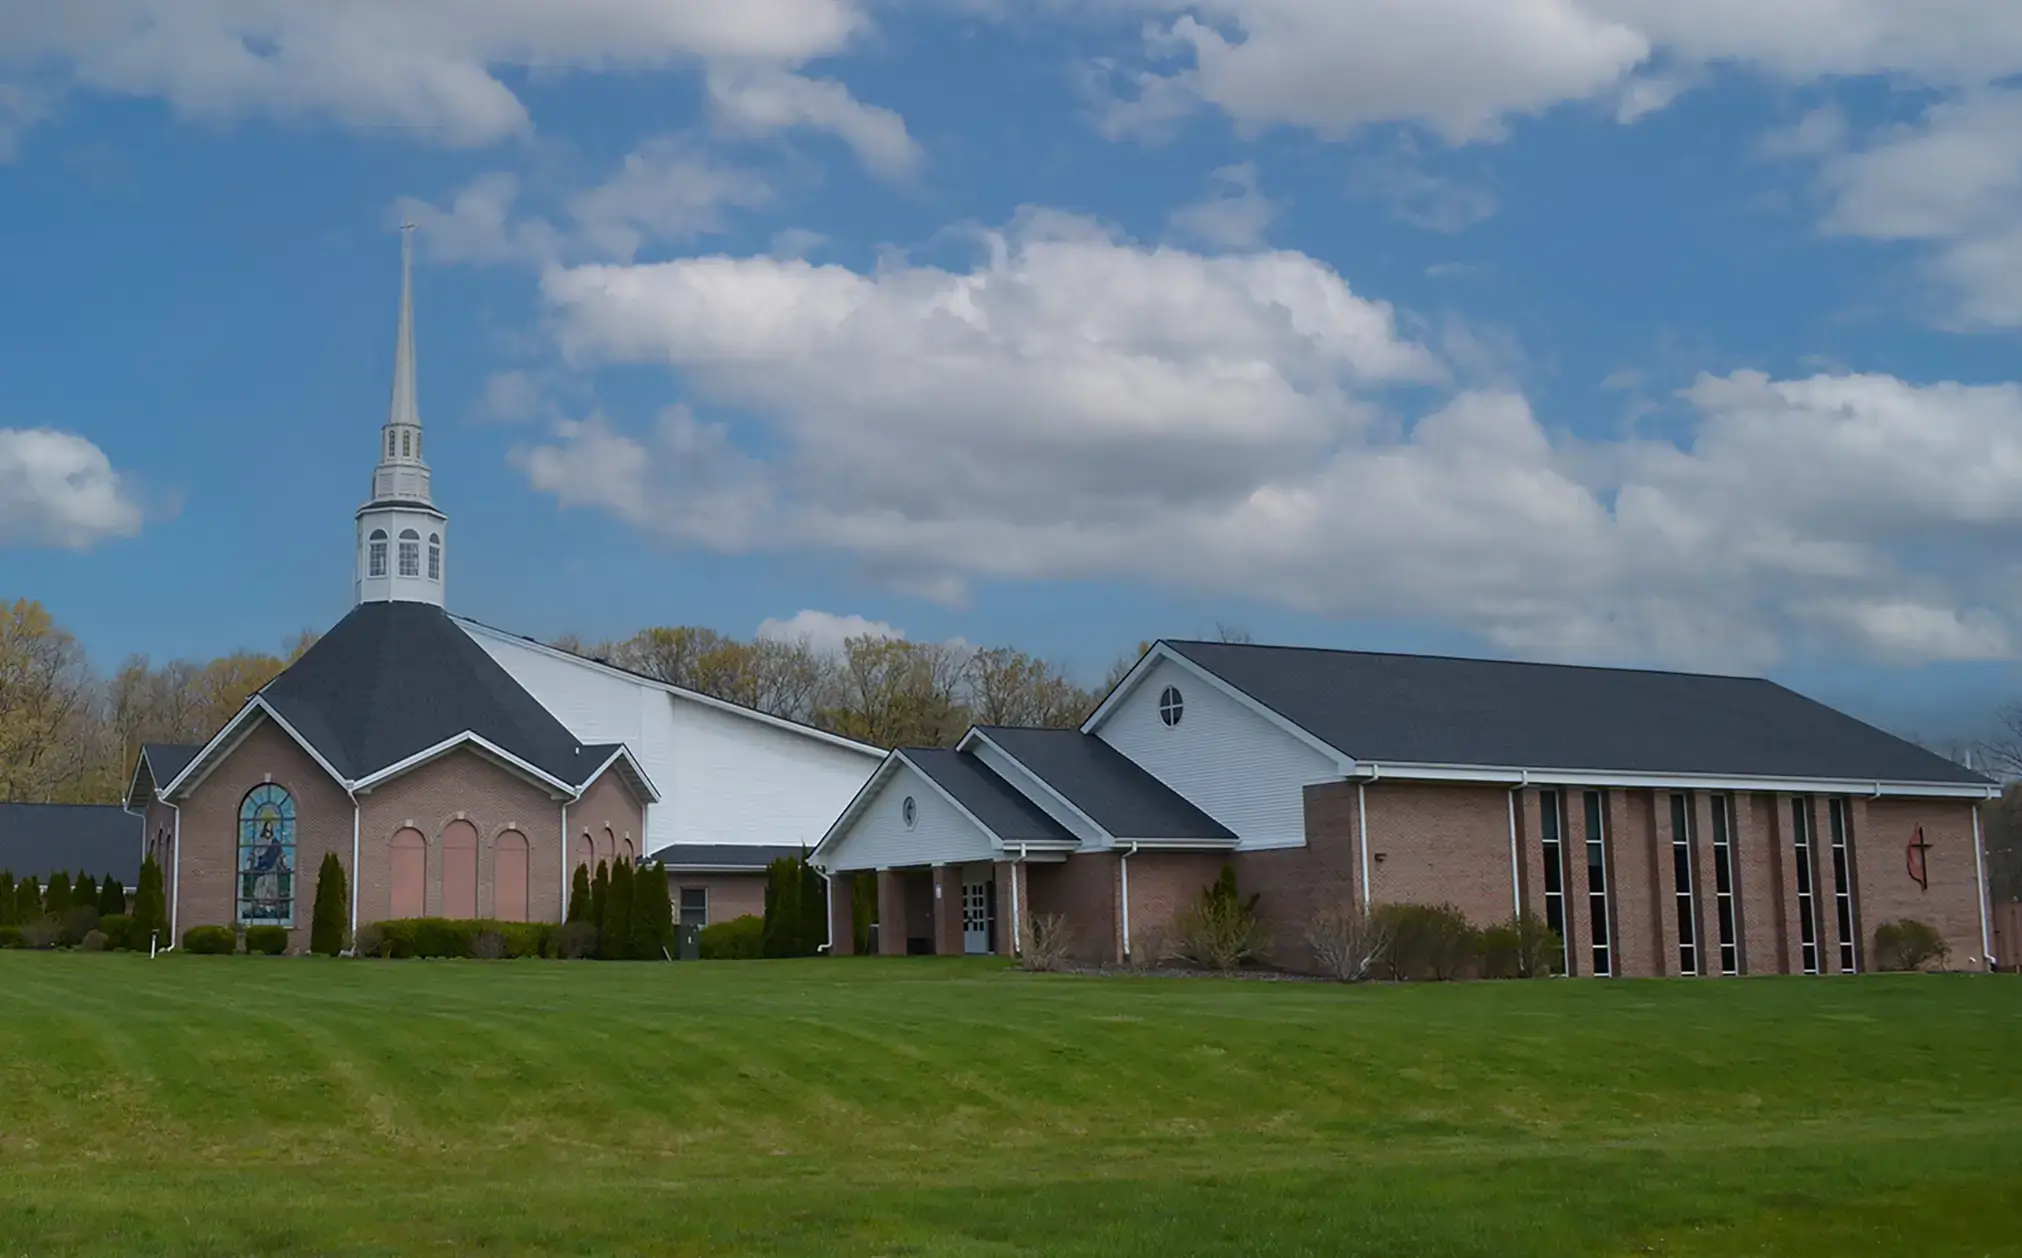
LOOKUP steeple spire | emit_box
[356,225,447,609]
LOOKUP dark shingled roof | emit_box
[258,601,598,786]
[903,748,1075,844]
[0,804,139,882]
[645,844,807,870]
[972,727,1235,841]
[1165,640,1991,785]
[140,743,201,788]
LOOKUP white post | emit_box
[1973,804,1995,968]
[1507,785,1523,921]
[1119,844,1135,961]
[1357,779,1372,911]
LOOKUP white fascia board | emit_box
[1354,760,2000,800]
[1080,641,1355,773]
[957,728,1118,844]
[161,697,353,800]
[456,617,885,759]
[809,751,906,868]
[578,744,664,804]
[891,750,1008,856]
[1112,836,1241,850]
[351,731,576,798]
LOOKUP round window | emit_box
[902,796,918,829]
[1159,685,1185,727]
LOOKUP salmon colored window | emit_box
[443,820,479,919]
[493,830,529,922]
[390,827,426,919]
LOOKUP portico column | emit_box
[876,869,906,956]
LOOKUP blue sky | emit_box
[5,2,2022,744]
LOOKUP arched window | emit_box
[368,529,388,579]
[390,827,426,919]
[443,820,479,919]
[397,529,420,578]
[427,534,441,581]
[237,784,297,926]
[494,830,529,922]
[387,431,396,458]
[401,430,412,458]
[602,826,616,864]
[619,835,634,864]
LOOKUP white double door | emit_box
[961,880,990,954]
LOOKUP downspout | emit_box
[1973,801,1995,969]
[559,799,570,923]
[818,869,834,954]
[1120,842,1139,961]
[165,801,182,951]
[1357,766,1378,912]
[1507,769,1528,921]
[349,793,361,949]
[1012,843,1025,955]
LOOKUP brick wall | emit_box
[575,766,647,870]
[875,869,907,956]
[1859,798,1986,968]
[358,750,565,928]
[1027,853,1119,964]
[173,719,354,953]
[665,871,766,926]
[1235,782,1361,972]
[1122,851,1225,961]
[1362,782,1515,927]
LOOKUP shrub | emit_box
[762,851,826,958]
[471,930,507,960]
[1373,903,1480,981]
[43,871,72,919]
[182,925,237,955]
[1124,923,1171,974]
[80,929,111,952]
[1304,900,1394,981]
[603,858,636,960]
[0,871,13,926]
[75,872,99,914]
[20,919,60,950]
[699,914,765,960]
[98,913,135,951]
[97,875,126,917]
[369,918,555,959]
[1874,919,1950,972]
[0,924,21,948]
[552,920,599,960]
[1020,913,1074,972]
[1478,911,1562,979]
[310,852,348,957]
[632,860,672,960]
[354,923,390,958]
[14,876,42,925]
[568,863,593,923]
[133,857,167,952]
[850,872,878,956]
[1171,866,1270,971]
[61,905,101,948]
[245,925,289,956]
[592,860,611,939]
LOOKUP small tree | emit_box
[132,857,167,950]
[568,863,593,923]
[762,851,827,957]
[1372,903,1480,981]
[310,851,349,956]
[43,870,72,919]
[603,858,636,960]
[591,860,611,945]
[0,872,14,926]
[631,860,672,959]
[16,876,42,923]
[1172,865,1270,971]
[96,875,125,917]
[1874,919,1950,971]
[75,872,99,912]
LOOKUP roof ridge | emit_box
[1162,638,1770,685]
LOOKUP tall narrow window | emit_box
[397,528,420,577]
[1710,794,1739,975]
[427,533,441,581]
[1538,789,1570,975]
[367,529,388,578]
[1584,790,1612,977]
[237,784,297,926]
[1828,798,1858,973]
[387,431,396,458]
[401,430,412,457]
[1791,796,1820,974]
[1670,793,1699,975]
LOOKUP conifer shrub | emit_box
[182,925,237,955]
[1874,919,1950,971]
[591,861,610,941]
[568,864,593,923]
[631,861,672,960]
[43,871,72,919]
[75,873,99,913]
[15,876,42,924]
[97,876,125,917]
[1371,903,1481,981]
[762,851,827,957]
[850,873,877,955]
[310,852,349,957]
[245,925,289,955]
[699,914,765,959]
[133,857,167,952]
[552,920,599,959]
[99,914,135,950]
[603,858,636,960]
[0,871,13,926]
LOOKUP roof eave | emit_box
[1351,760,1999,798]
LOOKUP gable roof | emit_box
[967,727,1234,842]
[903,748,1077,846]
[0,804,138,883]
[139,743,201,788]
[1163,640,1991,787]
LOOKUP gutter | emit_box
[1356,766,1376,911]
[1507,769,1528,921]
[1120,841,1139,961]
[1973,804,1996,970]
[818,870,834,955]
[165,800,182,953]
[349,793,361,950]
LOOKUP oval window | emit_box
[902,796,918,829]
[1159,685,1185,728]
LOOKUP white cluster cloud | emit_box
[1167,162,1278,249]
[0,0,910,175]
[755,609,904,656]
[0,428,145,550]
[513,218,2022,668]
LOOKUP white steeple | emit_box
[355,224,448,608]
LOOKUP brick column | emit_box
[1650,790,1684,978]
[1733,792,1783,974]
[1564,789,1594,978]
[826,871,855,956]
[1772,794,1809,974]
[875,868,906,956]
[1692,792,1725,977]
[932,864,963,955]
[1607,790,1660,978]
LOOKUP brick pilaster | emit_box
[1691,791,1725,977]
[932,864,963,955]
[826,871,855,956]
[875,869,906,956]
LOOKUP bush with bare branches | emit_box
[1172,866,1270,971]
[1020,913,1074,972]
[1303,901,1393,981]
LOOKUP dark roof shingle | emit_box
[903,748,1075,844]
[1165,640,1990,785]
[973,727,1234,840]
[140,743,202,787]
[644,844,806,870]
[0,804,138,882]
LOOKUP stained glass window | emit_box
[398,529,420,577]
[237,784,297,926]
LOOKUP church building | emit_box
[125,233,883,951]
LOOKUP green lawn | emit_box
[1,955,2018,1257]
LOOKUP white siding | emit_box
[967,739,1107,848]
[1093,656,1340,849]
[822,763,999,872]
[466,626,880,856]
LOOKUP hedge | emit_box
[369,918,555,959]
[0,925,20,949]
[182,925,237,955]
[245,925,289,955]
[700,914,764,960]
[99,914,136,950]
